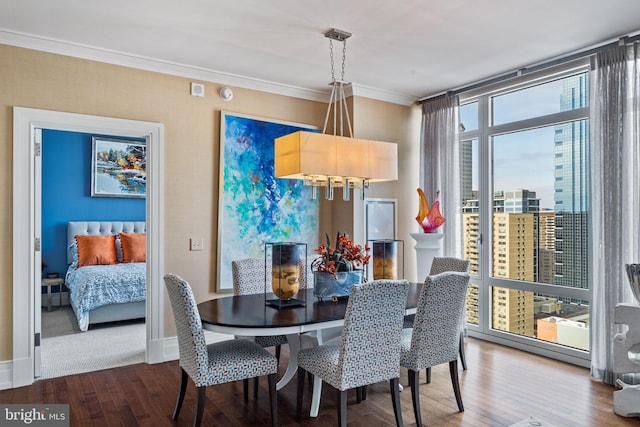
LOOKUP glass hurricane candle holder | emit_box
[265,242,307,309]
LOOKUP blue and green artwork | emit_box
[218,113,319,291]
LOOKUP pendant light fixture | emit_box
[274,28,398,201]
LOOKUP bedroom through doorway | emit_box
[39,129,147,379]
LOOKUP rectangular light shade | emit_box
[335,135,369,179]
[367,139,398,182]
[274,131,337,180]
[274,130,397,182]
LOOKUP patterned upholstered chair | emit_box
[164,274,278,427]
[401,271,470,426]
[296,279,410,427]
[430,257,471,373]
[231,258,288,397]
[405,256,471,375]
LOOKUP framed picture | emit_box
[217,112,320,292]
[91,137,146,198]
[365,198,397,241]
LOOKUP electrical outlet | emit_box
[190,238,204,251]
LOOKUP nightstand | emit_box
[42,277,65,311]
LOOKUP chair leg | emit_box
[389,377,404,427]
[337,389,347,427]
[355,385,367,402]
[195,386,206,427]
[425,367,431,384]
[173,368,189,420]
[296,367,305,418]
[409,369,422,427]
[449,360,464,412]
[459,331,467,370]
[243,378,249,402]
[275,344,281,365]
[253,377,259,398]
[268,373,278,427]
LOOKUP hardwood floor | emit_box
[0,337,635,426]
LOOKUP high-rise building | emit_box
[554,74,589,289]
[536,211,556,285]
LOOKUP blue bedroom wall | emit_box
[41,129,146,279]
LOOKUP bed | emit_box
[65,221,146,331]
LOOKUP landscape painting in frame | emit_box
[91,137,146,198]
[218,112,320,291]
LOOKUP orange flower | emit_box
[312,232,370,276]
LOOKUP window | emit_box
[459,62,591,364]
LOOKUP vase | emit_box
[410,232,444,282]
[271,243,302,300]
[625,264,640,304]
[313,270,364,299]
[372,240,399,280]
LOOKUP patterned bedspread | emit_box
[65,262,146,331]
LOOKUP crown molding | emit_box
[0,29,416,106]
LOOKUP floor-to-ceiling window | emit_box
[459,60,591,365]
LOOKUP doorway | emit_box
[39,129,147,378]
[12,107,165,388]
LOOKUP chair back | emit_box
[233,256,316,294]
[338,279,410,389]
[429,256,470,275]
[232,258,269,295]
[407,272,470,369]
[164,274,210,384]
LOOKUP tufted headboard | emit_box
[67,221,146,264]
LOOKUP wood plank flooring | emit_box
[1,337,635,426]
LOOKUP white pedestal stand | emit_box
[613,303,640,417]
[410,233,444,282]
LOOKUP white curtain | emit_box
[590,42,640,385]
[419,94,461,258]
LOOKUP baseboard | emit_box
[0,360,12,390]
[147,331,232,364]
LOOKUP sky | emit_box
[459,76,584,210]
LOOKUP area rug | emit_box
[509,417,557,427]
[41,305,80,338]
[40,308,145,379]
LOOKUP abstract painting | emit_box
[217,112,320,291]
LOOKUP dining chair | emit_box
[232,258,289,396]
[164,273,278,427]
[401,271,470,426]
[296,279,410,427]
[405,256,471,377]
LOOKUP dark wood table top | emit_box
[198,281,421,334]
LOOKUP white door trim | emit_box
[12,107,165,388]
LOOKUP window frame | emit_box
[458,58,592,367]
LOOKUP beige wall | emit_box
[0,44,418,361]
[351,96,422,282]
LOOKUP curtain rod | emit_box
[418,32,640,105]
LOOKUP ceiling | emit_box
[2,0,640,105]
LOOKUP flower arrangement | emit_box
[416,188,446,233]
[312,232,371,276]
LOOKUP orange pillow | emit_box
[120,232,146,263]
[75,235,117,267]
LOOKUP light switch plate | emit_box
[190,238,204,251]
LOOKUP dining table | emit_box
[197,281,421,417]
